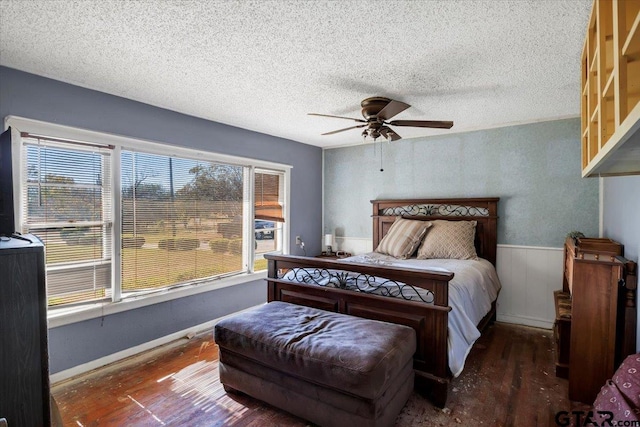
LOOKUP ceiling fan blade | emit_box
[380,127,402,141]
[376,100,410,121]
[308,113,366,123]
[321,124,367,136]
[387,120,454,129]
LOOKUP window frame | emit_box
[20,137,114,306]
[5,115,292,323]
[252,167,287,271]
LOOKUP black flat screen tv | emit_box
[0,127,16,237]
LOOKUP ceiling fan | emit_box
[309,97,453,142]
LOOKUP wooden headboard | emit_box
[371,197,499,266]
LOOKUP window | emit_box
[253,169,285,271]
[21,136,113,305]
[121,151,246,295]
[14,121,289,308]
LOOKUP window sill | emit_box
[47,270,268,328]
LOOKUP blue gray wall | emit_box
[324,118,599,248]
[0,66,323,373]
[603,173,640,350]
[603,174,640,262]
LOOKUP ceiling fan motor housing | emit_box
[360,97,392,121]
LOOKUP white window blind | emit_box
[13,118,290,309]
[21,136,112,306]
[121,151,246,294]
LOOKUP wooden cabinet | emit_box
[558,237,638,404]
[581,0,640,177]
[0,236,51,426]
[553,290,572,379]
[563,237,623,293]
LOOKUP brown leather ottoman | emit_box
[214,301,416,427]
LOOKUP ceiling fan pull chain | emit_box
[380,143,384,172]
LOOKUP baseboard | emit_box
[50,304,263,384]
[497,314,554,330]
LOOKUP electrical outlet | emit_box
[295,236,302,246]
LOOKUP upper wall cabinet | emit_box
[581,0,640,177]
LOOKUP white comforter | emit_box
[283,252,501,377]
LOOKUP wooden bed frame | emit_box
[265,197,499,407]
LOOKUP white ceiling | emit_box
[0,0,592,148]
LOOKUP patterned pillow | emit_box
[375,218,431,259]
[593,353,640,424]
[416,220,478,260]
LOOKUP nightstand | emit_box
[316,251,352,259]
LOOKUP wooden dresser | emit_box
[555,237,637,404]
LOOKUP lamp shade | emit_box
[324,234,333,246]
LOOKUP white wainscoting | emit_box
[334,236,373,255]
[496,244,563,329]
[334,237,563,330]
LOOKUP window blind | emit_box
[21,137,112,306]
[253,168,285,271]
[15,122,289,308]
[121,151,245,294]
[254,170,284,222]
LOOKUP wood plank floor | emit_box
[52,322,581,426]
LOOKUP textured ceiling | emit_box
[0,0,592,148]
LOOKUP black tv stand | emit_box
[10,233,34,243]
[0,236,51,425]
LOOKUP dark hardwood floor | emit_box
[52,322,578,426]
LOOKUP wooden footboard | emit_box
[265,254,454,406]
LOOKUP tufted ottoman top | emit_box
[215,301,416,400]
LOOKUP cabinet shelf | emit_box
[603,73,614,99]
[589,49,599,73]
[581,0,640,177]
[583,102,640,176]
[622,10,640,59]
